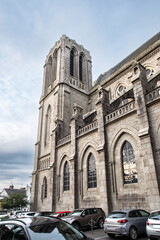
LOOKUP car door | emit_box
[80,209,92,227]
[137,210,150,233]
[128,210,143,234]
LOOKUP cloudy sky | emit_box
[0,0,160,192]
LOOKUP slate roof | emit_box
[95,32,160,85]
[3,188,26,196]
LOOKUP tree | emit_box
[2,193,28,210]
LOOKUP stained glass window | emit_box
[122,141,138,184]
[43,177,47,198]
[88,153,97,188]
[64,162,70,191]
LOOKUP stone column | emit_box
[131,62,160,210]
[95,87,110,213]
[70,105,83,209]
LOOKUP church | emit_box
[31,33,160,214]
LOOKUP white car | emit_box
[19,211,36,218]
[146,209,160,240]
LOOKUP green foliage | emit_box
[2,193,28,210]
[0,216,9,220]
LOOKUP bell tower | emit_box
[41,35,92,137]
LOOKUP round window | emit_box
[145,67,155,77]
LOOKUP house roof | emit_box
[95,32,160,85]
[3,188,26,196]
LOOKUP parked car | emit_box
[0,211,8,220]
[18,211,36,218]
[0,216,93,240]
[10,210,26,219]
[34,211,53,217]
[146,209,160,240]
[104,209,149,240]
[51,211,71,218]
[63,207,105,230]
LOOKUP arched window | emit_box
[70,49,75,77]
[53,49,57,81]
[64,161,70,191]
[87,153,97,188]
[42,177,47,199]
[79,54,83,81]
[45,105,51,145]
[122,141,138,184]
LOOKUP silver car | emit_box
[146,209,160,240]
[104,209,149,240]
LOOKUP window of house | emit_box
[87,153,97,188]
[70,49,75,77]
[64,162,70,191]
[122,141,138,184]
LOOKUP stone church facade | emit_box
[31,33,160,214]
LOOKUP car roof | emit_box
[0,216,60,227]
[110,209,148,213]
[55,211,70,213]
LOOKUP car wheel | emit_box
[129,227,137,240]
[107,233,115,238]
[98,218,104,228]
[72,221,80,230]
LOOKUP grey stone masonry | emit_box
[131,62,160,209]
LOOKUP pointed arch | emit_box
[121,140,138,184]
[87,153,97,188]
[53,49,57,81]
[70,47,77,77]
[63,161,70,191]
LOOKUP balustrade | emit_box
[146,86,160,104]
[105,101,135,123]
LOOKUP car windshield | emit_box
[107,212,126,218]
[28,220,86,240]
[150,211,160,220]
[69,210,83,216]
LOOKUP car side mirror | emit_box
[81,212,85,217]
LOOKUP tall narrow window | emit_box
[87,153,97,188]
[45,105,51,145]
[53,50,57,81]
[64,162,70,191]
[122,141,138,184]
[79,54,83,81]
[70,49,74,77]
[42,177,47,199]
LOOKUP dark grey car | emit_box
[104,209,149,240]
[63,208,105,230]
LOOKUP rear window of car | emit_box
[28,220,86,240]
[150,211,160,220]
[108,212,126,218]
